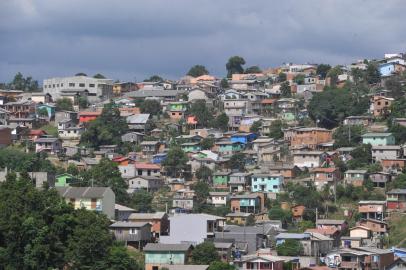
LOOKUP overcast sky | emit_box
[0,0,405,84]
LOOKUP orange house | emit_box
[79,111,102,123]
[290,127,333,149]
[112,156,132,166]
[371,96,394,117]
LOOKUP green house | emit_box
[144,243,192,269]
[362,133,395,146]
[216,141,244,155]
[181,142,201,153]
[168,102,188,112]
[55,173,76,187]
[213,172,231,187]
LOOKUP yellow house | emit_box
[226,212,254,225]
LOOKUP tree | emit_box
[144,75,163,82]
[280,82,291,97]
[385,77,405,99]
[308,87,369,129]
[347,144,372,169]
[75,72,87,76]
[220,78,229,89]
[268,207,292,226]
[56,98,74,111]
[191,242,219,265]
[196,166,213,183]
[326,66,342,87]
[226,56,246,78]
[333,125,364,148]
[163,146,188,177]
[208,261,235,270]
[365,63,381,84]
[293,74,305,85]
[276,239,303,256]
[229,153,246,171]
[37,107,49,117]
[250,120,262,133]
[8,72,39,91]
[200,137,214,150]
[80,102,128,148]
[187,65,209,77]
[80,158,129,204]
[66,163,79,176]
[129,190,154,212]
[93,73,106,79]
[0,147,56,172]
[316,64,331,79]
[390,97,406,118]
[214,113,229,131]
[140,99,161,116]
[189,100,213,127]
[76,96,89,109]
[245,65,262,74]
[278,72,287,82]
[268,120,285,139]
[297,220,315,232]
[389,123,406,144]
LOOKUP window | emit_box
[79,83,85,87]
[69,83,75,87]
[61,83,64,87]
[89,84,95,87]
[273,185,278,189]
[129,228,137,235]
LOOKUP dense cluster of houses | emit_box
[1,53,406,270]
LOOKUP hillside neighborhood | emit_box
[2,53,406,270]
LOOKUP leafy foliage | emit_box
[140,99,161,115]
[129,190,154,213]
[226,56,246,78]
[214,113,229,131]
[8,72,39,91]
[56,98,74,111]
[188,100,213,127]
[316,64,331,79]
[268,120,285,139]
[144,75,163,82]
[0,147,56,172]
[191,242,219,265]
[276,239,303,256]
[280,82,291,97]
[228,153,246,171]
[250,120,262,133]
[196,166,213,183]
[245,65,262,74]
[208,261,235,270]
[333,125,364,147]
[163,146,188,177]
[187,65,209,77]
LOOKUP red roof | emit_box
[261,99,276,104]
[29,129,47,136]
[309,167,338,173]
[112,156,128,162]
[135,162,161,170]
[79,111,102,116]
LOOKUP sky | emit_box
[0,0,405,84]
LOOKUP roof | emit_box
[358,200,386,205]
[143,243,191,252]
[276,233,310,240]
[55,187,112,198]
[110,221,150,228]
[134,162,161,170]
[213,242,233,249]
[226,212,252,217]
[115,203,135,211]
[362,132,393,137]
[126,114,150,124]
[345,170,368,174]
[158,265,209,270]
[34,137,60,143]
[316,219,345,225]
[230,194,260,199]
[372,145,401,150]
[78,111,102,116]
[209,192,229,196]
[387,189,406,195]
[29,129,47,136]
[128,212,166,220]
[140,140,159,145]
[125,90,186,98]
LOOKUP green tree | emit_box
[144,75,163,82]
[226,56,246,78]
[385,76,405,99]
[196,166,213,183]
[187,65,209,77]
[220,78,229,89]
[347,144,372,169]
[189,100,213,127]
[163,146,188,177]
[294,74,305,85]
[245,65,262,74]
[268,120,285,139]
[250,120,262,133]
[8,72,39,91]
[297,220,315,232]
[276,239,303,256]
[0,147,56,172]
[316,64,331,79]
[37,107,49,117]
[214,113,229,131]
[200,137,214,150]
[77,96,89,109]
[229,153,246,171]
[365,63,381,84]
[56,98,74,111]
[140,99,161,115]
[192,181,210,208]
[67,163,79,176]
[93,73,106,79]
[129,190,154,212]
[268,207,292,226]
[280,82,291,97]
[389,123,406,144]
[278,72,287,82]
[106,243,140,270]
[208,261,235,270]
[75,72,87,76]
[191,242,219,265]
[333,125,364,148]
[326,66,342,87]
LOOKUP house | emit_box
[167,101,188,121]
[144,243,193,270]
[58,126,83,140]
[288,127,333,149]
[36,103,55,120]
[140,141,161,157]
[230,193,263,214]
[326,247,394,270]
[1,100,36,118]
[78,111,101,123]
[114,204,136,221]
[126,113,150,132]
[229,172,252,192]
[269,164,299,180]
[0,108,10,125]
[159,214,225,245]
[250,174,283,193]
[55,187,115,219]
[293,151,324,168]
[381,159,406,173]
[172,194,195,211]
[128,212,169,239]
[226,212,254,225]
[152,153,167,164]
[316,219,347,232]
[121,131,145,144]
[362,133,395,146]
[369,172,391,188]
[358,201,386,221]
[291,205,306,221]
[344,115,373,126]
[386,189,406,211]
[109,221,151,248]
[181,142,201,153]
[55,173,76,187]
[215,141,244,156]
[344,170,368,187]
[127,176,163,192]
[357,219,388,236]
[0,126,12,148]
[234,254,284,270]
[275,232,334,257]
[372,145,402,162]
[134,163,161,177]
[213,172,231,188]
[370,96,394,117]
[209,191,229,207]
[231,132,257,144]
[34,137,62,154]
[55,110,78,125]
[310,167,341,190]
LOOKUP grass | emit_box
[40,124,58,137]
[388,213,406,248]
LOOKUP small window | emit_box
[79,83,85,87]
[69,83,75,87]
[89,84,95,87]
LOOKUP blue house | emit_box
[379,63,396,77]
[231,132,257,144]
[152,153,167,164]
[251,174,283,193]
[37,104,56,120]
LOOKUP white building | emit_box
[43,75,113,103]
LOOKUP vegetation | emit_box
[7,72,39,91]
[144,75,163,82]
[245,65,262,74]
[129,190,154,213]
[163,146,188,177]
[188,100,213,127]
[226,56,246,78]
[191,242,219,265]
[187,65,209,77]
[140,99,161,116]
[56,98,74,111]
[214,113,229,131]
[280,81,291,97]
[333,125,364,148]
[276,239,303,256]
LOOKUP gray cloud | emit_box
[0,0,405,83]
